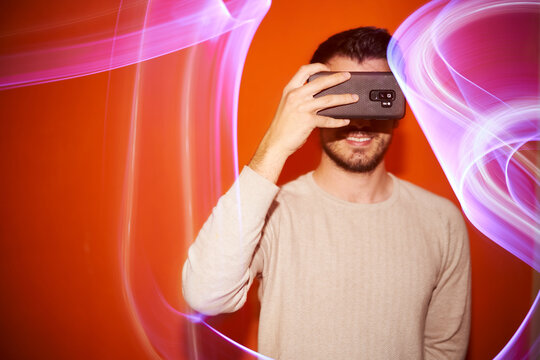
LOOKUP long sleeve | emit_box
[182,166,279,315]
[424,204,472,359]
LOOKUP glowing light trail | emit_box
[111,0,272,358]
[4,0,537,358]
[0,0,268,90]
[388,0,540,358]
[1,0,273,357]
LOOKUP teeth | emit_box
[347,136,371,142]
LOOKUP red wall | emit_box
[237,1,535,359]
[0,0,535,359]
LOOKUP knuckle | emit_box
[320,96,332,106]
[282,86,291,95]
[312,62,326,70]
[287,88,301,100]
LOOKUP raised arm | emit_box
[249,63,357,183]
[182,63,358,315]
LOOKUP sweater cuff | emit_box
[242,165,280,190]
[227,166,280,215]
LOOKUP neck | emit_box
[312,153,393,204]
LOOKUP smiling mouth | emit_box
[346,135,372,143]
[343,131,375,144]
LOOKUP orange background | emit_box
[0,0,536,359]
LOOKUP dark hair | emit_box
[310,26,392,64]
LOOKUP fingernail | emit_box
[352,94,359,101]
[343,72,351,79]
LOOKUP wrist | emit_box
[248,145,289,184]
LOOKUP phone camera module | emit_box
[371,90,395,101]
[371,90,396,108]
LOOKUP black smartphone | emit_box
[308,71,405,120]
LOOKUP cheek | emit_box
[379,133,392,145]
[319,129,339,144]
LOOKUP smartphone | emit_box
[308,71,405,120]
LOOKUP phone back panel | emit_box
[308,71,405,120]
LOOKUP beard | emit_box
[321,130,392,173]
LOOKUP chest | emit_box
[262,204,442,315]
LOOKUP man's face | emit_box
[320,56,395,173]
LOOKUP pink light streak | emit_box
[4,0,538,358]
[113,0,272,358]
[1,0,273,357]
[388,0,539,358]
[0,0,268,90]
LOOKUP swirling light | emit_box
[114,0,272,358]
[0,0,267,90]
[1,0,271,358]
[4,0,537,358]
[387,0,539,358]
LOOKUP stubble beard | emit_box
[322,134,392,173]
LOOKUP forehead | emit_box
[326,56,391,72]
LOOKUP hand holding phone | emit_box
[308,71,405,120]
[249,64,357,183]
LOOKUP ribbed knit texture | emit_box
[183,167,471,360]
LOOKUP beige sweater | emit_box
[183,167,471,360]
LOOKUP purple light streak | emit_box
[114,0,272,358]
[388,0,539,358]
[5,0,538,357]
[1,0,272,357]
[0,0,268,90]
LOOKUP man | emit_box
[182,27,471,359]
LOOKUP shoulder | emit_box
[394,176,467,243]
[394,176,469,265]
[395,176,468,246]
[263,172,317,224]
[276,172,315,202]
[395,176,462,219]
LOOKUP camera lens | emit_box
[379,91,386,99]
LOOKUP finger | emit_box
[314,116,351,128]
[309,93,359,112]
[300,71,351,97]
[284,63,330,91]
